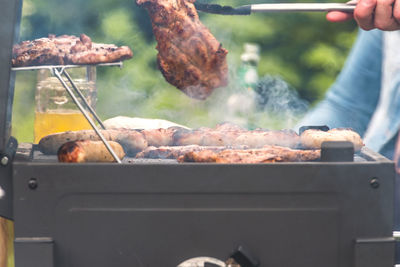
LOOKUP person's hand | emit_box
[326,0,400,31]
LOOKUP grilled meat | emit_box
[67,43,133,65]
[44,123,367,161]
[179,146,321,163]
[232,130,300,148]
[173,125,300,148]
[141,127,183,147]
[180,149,218,162]
[135,145,230,159]
[112,130,150,156]
[39,129,147,156]
[39,123,301,157]
[136,0,228,100]
[12,34,133,67]
[300,128,364,151]
[58,140,125,163]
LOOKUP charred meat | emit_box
[179,146,321,163]
[136,144,250,159]
[39,129,148,157]
[12,34,133,67]
[136,0,228,100]
[173,124,300,148]
[135,145,229,159]
[57,140,125,163]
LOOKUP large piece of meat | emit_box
[12,34,133,67]
[136,0,228,100]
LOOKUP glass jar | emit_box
[34,67,97,143]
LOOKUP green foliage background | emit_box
[12,0,357,142]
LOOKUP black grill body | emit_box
[0,1,396,266]
[11,148,395,267]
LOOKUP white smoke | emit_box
[254,75,309,129]
[205,74,308,130]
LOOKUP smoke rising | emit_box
[205,74,309,130]
[255,75,308,113]
[255,75,309,128]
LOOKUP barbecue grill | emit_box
[0,0,398,266]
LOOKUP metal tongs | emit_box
[194,0,357,15]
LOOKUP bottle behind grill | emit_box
[33,67,96,143]
[226,43,260,129]
[237,43,260,91]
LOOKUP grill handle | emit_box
[394,231,400,241]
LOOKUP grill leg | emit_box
[14,237,54,267]
[354,237,395,267]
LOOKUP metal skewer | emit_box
[250,3,356,12]
[394,231,400,241]
[195,1,356,15]
[13,62,123,163]
[62,70,106,130]
[53,67,122,163]
[11,62,123,72]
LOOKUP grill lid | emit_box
[0,0,23,157]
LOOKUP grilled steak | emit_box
[300,128,364,151]
[12,34,133,67]
[136,0,228,100]
[179,146,321,163]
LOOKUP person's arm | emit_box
[296,29,382,136]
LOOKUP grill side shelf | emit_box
[12,62,125,163]
[11,62,123,71]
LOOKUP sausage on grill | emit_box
[39,129,148,156]
[179,146,321,163]
[58,140,125,163]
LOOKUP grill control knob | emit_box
[28,178,38,190]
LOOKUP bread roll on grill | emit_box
[300,128,364,151]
